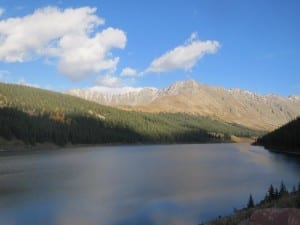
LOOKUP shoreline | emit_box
[0,138,254,154]
[253,142,300,156]
[267,148,300,156]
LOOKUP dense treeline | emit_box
[0,83,262,147]
[254,117,300,153]
[0,107,144,145]
[0,107,217,145]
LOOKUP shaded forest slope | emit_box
[0,83,262,147]
[254,117,300,153]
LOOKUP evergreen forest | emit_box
[0,83,262,147]
[254,117,300,153]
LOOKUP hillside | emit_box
[0,83,262,148]
[206,181,300,225]
[68,80,300,130]
[254,117,300,153]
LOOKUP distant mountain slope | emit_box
[67,80,300,130]
[0,83,261,148]
[254,117,300,153]
[68,86,158,106]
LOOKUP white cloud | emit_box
[95,74,123,87]
[57,27,126,80]
[145,33,220,73]
[0,7,5,17]
[120,67,137,77]
[0,6,127,80]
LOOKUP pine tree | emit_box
[268,184,275,200]
[247,194,254,208]
[274,188,279,200]
[279,181,288,197]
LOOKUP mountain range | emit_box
[0,82,261,148]
[67,80,300,130]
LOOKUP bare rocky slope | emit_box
[67,80,300,131]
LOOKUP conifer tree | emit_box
[268,184,275,200]
[279,181,288,197]
[247,194,254,208]
[274,188,279,200]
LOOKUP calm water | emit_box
[0,144,300,225]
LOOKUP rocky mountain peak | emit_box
[161,79,201,96]
[288,95,300,102]
[67,86,158,106]
[67,79,300,130]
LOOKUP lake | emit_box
[0,143,300,225]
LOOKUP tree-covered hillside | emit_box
[254,117,300,153]
[0,83,262,147]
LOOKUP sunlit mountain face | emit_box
[68,79,300,131]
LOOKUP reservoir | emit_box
[0,143,300,225]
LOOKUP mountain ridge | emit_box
[0,82,262,148]
[67,80,300,131]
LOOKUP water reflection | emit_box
[0,144,300,225]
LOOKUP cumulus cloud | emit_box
[145,33,220,73]
[120,67,137,77]
[0,6,127,80]
[57,27,126,80]
[95,74,123,87]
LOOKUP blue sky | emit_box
[0,0,299,96]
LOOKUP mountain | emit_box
[254,117,300,153]
[0,83,261,148]
[67,80,300,130]
[68,86,158,106]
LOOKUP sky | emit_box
[0,0,299,96]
